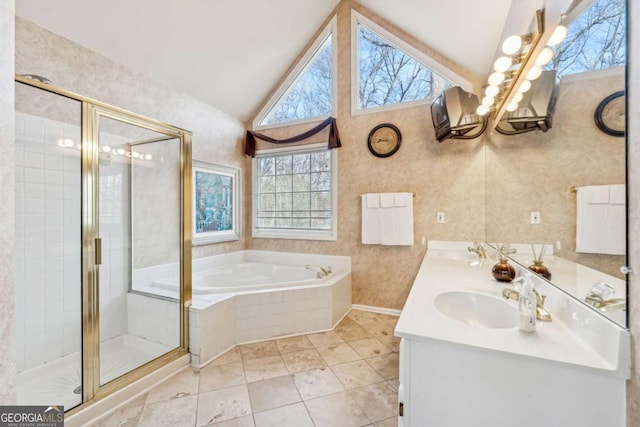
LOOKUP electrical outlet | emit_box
[437,212,445,224]
[530,211,541,224]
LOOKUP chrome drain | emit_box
[73,386,81,394]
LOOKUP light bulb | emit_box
[536,47,554,65]
[131,151,140,158]
[493,56,512,73]
[517,80,532,93]
[101,145,111,153]
[144,154,153,160]
[476,105,490,116]
[482,96,495,107]
[513,92,524,103]
[526,65,542,80]
[116,148,125,155]
[488,72,505,86]
[58,138,74,147]
[502,35,522,55]
[506,101,519,112]
[547,25,567,46]
[485,85,500,97]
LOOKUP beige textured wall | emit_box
[247,1,485,309]
[627,1,639,423]
[15,18,248,262]
[486,70,625,278]
[0,0,15,405]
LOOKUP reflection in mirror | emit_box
[485,0,627,327]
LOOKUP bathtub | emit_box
[153,262,333,295]
[133,250,352,367]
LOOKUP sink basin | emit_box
[434,291,518,328]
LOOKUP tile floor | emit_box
[89,310,400,427]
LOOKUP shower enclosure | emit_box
[14,76,192,411]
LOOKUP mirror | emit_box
[485,0,627,327]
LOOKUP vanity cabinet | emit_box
[395,241,629,427]
[397,336,625,427]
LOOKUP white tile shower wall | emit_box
[14,112,131,372]
[15,112,82,372]
[126,293,179,348]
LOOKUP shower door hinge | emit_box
[95,238,102,265]
[621,266,633,275]
[398,402,404,417]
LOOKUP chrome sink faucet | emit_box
[306,265,330,278]
[502,287,553,322]
[467,242,487,259]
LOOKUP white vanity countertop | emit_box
[395,242,630,378]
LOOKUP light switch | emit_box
[437,212,445,223]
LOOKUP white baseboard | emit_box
[351,304,401,317]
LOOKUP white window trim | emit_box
[351,10,473,116]
[252,142,338,241]
[253,16,338,131]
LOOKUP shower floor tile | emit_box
[16,333,173,411]
[89,310,400,426]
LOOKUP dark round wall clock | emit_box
[594,90,625,137]
[367,123,402,157]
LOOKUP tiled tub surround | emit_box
[133,250,352,367]
[396,241,631,426]
[87,309,399,427]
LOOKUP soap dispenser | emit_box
[518,273,536,333]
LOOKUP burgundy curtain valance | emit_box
[245,117,341,157]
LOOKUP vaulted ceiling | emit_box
[16,0,514,121]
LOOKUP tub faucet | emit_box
[306,265,329,278]
[467,242,487,259]
[502,287,553,322]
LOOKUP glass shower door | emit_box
[96,113,182,386]
[14,83,83,410]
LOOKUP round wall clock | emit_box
[594,90,625,137]
[368,123,402,157]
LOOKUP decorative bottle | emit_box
[492,255,516,282]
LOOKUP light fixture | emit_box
[517,80,532,93]
[476,105,490,116]
[58,138,74,147]
[480,9,544,121]
[526,65,543,80]
[116,148,125,155]
[102,145,111,153]
[485,85,500,97]
[501,33,534,55]
[547,25,567,46]
[493,56,512,73]
[535,47,554,65]
[144,154,153,160]
[488,72,505,85]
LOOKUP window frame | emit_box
[252,142,338,241]
[253,17,338,131]
[350,10,472,116]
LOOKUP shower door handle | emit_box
[95,238,102,265]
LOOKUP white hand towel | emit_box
[587,185,610,204]
[576,185,625,255]
[394,192,410,207]
[610,184,625,205]
[380,192,414,246]
[380,193,394,208]
[365,193,380,208]
[361,194,381,244]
